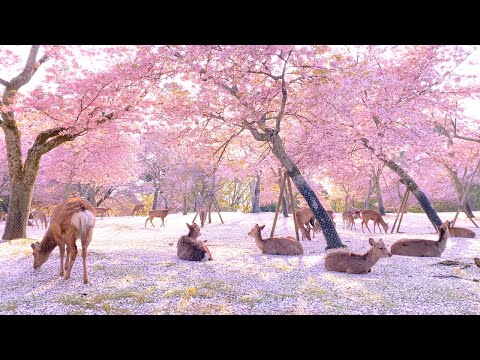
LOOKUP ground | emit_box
[0,211,479,315]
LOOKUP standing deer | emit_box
[31,210,48,229]
[131,204,145,216]
[30,197,96,284]
[145,207,171,228]
[358,209,389,233]
[342,210,361,230]
[94,207,110,217]
[324,238,391,274]
[390,220,450,257]
[199,208,207,227]
[248,224,304,255]
[177,222,212,261]
[295,207,316,241]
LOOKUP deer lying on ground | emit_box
[390,220,450,257]
[0,211,6,222]
[131,204,145,216]
[358,209,389,233]
[248,224,304,255]
[177,222,212,261]
[342,210,361,230]
[30,197,96,284]
[31,210,48,229]
[448,223,475,238]
[324,238,391,274]
[94,207,110,217]
[145,207,171,228]
[199,208,207,227]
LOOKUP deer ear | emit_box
[31,243,36,250]
[259,225,265,230]
[368,238,375,246]
[186,223,191,229]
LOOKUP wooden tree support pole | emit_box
[270,171,287,238]
[391,187,409,234]
[192,209,201,223]
[395,190,410,233]
[452,157,480,227]
[212,194,224,224]
[286,173,300,242]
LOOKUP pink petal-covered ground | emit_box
[0,211,479,315]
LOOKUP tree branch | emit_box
[0,78,9,87]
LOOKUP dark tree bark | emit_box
[444,166,475,218]
[374,171,385,215]
[183,194,188,215]
[361,138,442,229]
[250,173,261,213]
[152,188,160,210]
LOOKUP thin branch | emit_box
[0,78,9,87]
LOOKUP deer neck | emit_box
[40,229,57,255]
[252,231,265,250]
[187,229,199,240]
[362,247,378,267]
[436,227,449,252]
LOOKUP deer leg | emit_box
[65,242,78,280]
[59,243,65,277]
[364,220,372,233]
[65,247,70,271]
[161,218,165,228]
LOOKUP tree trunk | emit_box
[344,194,350,212]
[365,180,372,210]
[445,166,475,218]
[2,179,34,240]
[152,188,159,210]
[208,202,212,223]
[161,191,168,209]
[270,134,343,249]
[183,194,188,215]
[250,173,261,213]
[375,174,385,215]
[86,185,97,207]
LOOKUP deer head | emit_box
[31,242,50,270]
[369,238,392,258]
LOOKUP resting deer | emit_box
[199,208,207,227]
[324,238,391,274]
[131,204,145,216]
[145,207,171,228]
[342,210,360,230]
[94,207,110,217]
[177,222,212,261]
[359,209,389,233]
[248,224,304,255]
[448,223,475,238]
[0,211,6,222]
[31,210,48,229]
[390,220,450,257]
[30,197,96,284]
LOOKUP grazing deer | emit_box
[0,211,6,222]
[30,197,96,284]
[358,209,389,233]
[31,210,48,229]
[295,207,316,241]
[177,222,212,261]
[131,204,145,216]
[390,220,450,257]
[248,224,304,255]
[324,238,391,274]
[199,208,207,227]
[94,207,110,217]
[145,207,171,228]
[342,210,360,230]
[448,223,475,238]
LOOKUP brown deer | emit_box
[30,197,96,284]
[324,238,391,274]
[177,222,212,261]
[474,258,480,268]
[199,208,207,227]
[248,224,304,255]
[295,207,316,241]
[145,207,171,228]
[131,204,145,216]
[31,210,48,229]
[390,220,450,257]
[94,207,110,217]
[342,210,360,230]
[0,211,6,222]
[448,224,475,238]
[358,209,389,233]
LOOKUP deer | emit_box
[131,204,145,216]
[390,220,450,257]
[199,208,207,227]
[448,223,475,238]
[145,207,171,228]
[177,222,212,261]
[94,207,110,217]
[295,207,317,241]
[30,197,96,284]
[474,258,480,268]
[248,224,304,255]
[324,238,391,274]
[31,209,48,229]
[358,209,389,233]
[342,210,360,230]
[0,211,6,222]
